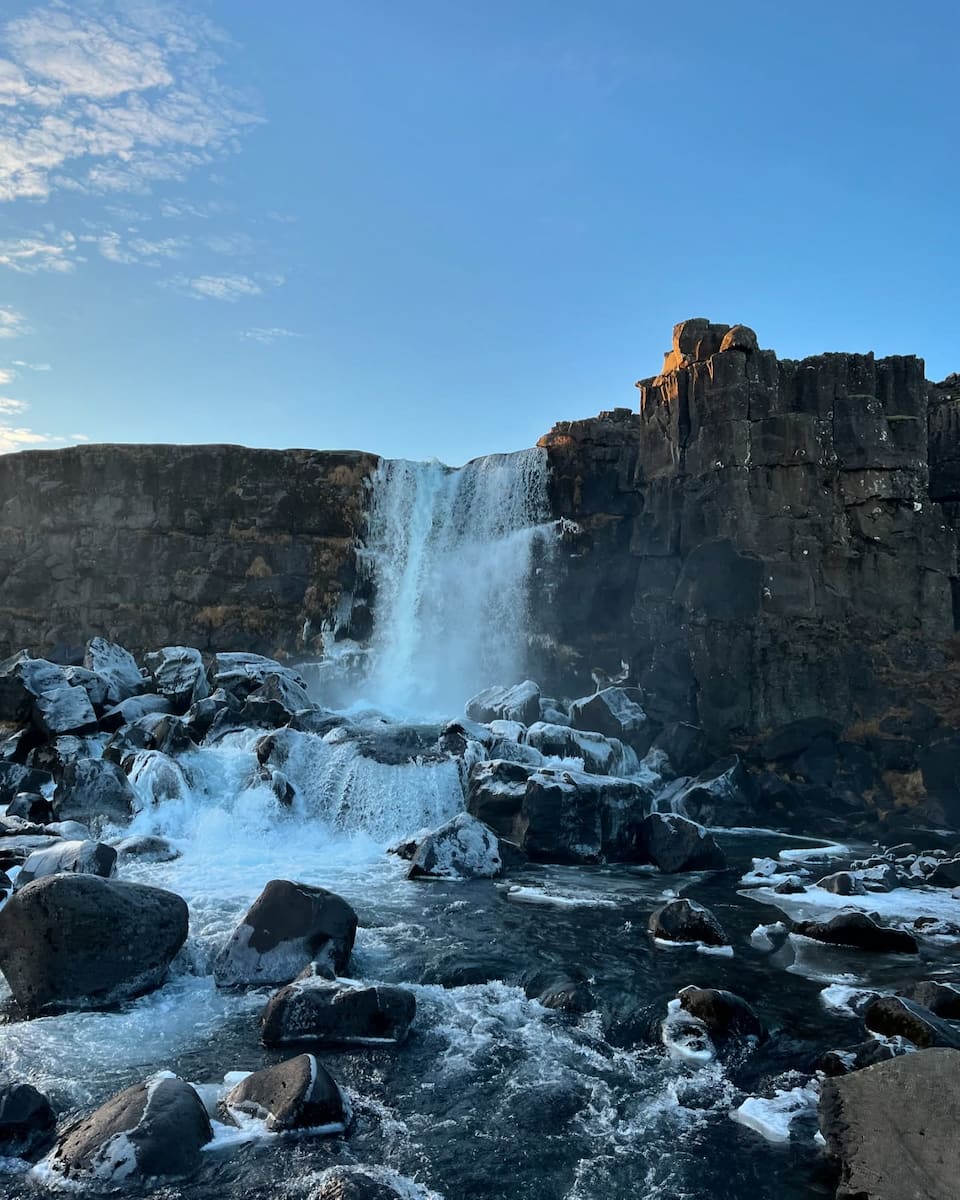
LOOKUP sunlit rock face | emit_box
[535,321,960,823]
[0,443,377,662]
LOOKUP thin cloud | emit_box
[0,396,27,413]
[168,272,264,302]
[11,359,50,370]
[0,367,15,384]
[0,423,87,453]
[241,327,301,344]
[0,232,76,273]
[0,306,29,338]
[0,4,261,202]
[92,230,188,265]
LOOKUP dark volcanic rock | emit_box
[794,910,919,954]
[0,1082,56,1158]
[214,879,358,987]
[220,1054,347,1132]
[143,645,209,710]
[261,978,416,1047]
[0,874,188,1013]
[864,994,960,1049]
[307,1166,419,1200]
[53,759,136,827]
[6,791,53,824]
[638,812,726,873]
[406,812,502,880]
[15,839,117,889]
[52,1075,212,1182]
[900,979,960,1018]
[818,1038,903,1078]
[662,756,754,826]
[820,1049,960,1200]
[0,761,53,807]
[648,898,727,947]
[523,967,593,1014]
[569,686,654,755]
[83,638,144,704]
[677,985,764,1040]
[465,681,541,726]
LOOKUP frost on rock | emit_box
[407,812,502,880]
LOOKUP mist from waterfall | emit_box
[359,448,553,717]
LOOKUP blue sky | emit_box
[0,1,957,464]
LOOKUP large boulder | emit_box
[0,1082,56,1158]
[307,1166,428,1200]
[406,812,502,880]
[0,652,71,723]
[901,980,960,1018]
[658,756,754,826]
[638,812,726,873]
[209,653,309,703]
[99,694,172,733]
[0,874,189,1013]
[648,898,727,947]
[53,759,136,828]
[466,759,533,836]
[820,1049,960,1199]
[219,1054,348,1132]
[677,985,764,1040]
[214,880,358,988]
[143,646,209,711]
[569,687,654,755]
[51,1074,212,1183]
[83,638,144,704]
[524,721,634,775]
[261,977,416,1047]
[15,839,117,889]
[32,681,98,737]
[864,995,960,1049]
[794,910,919,955]
[466,681,542,726]
[0,761,53,807]
[241,673,314,726]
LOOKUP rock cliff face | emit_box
[0,444,377,661]
[535,319,960,823]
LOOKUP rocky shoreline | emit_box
[1,637,958,1198]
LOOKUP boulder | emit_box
[660,756,754,826]
[465,681,541,726]
[0,1082,56,1158]
[0,761,53,807]
[6,791,53,824]
[817,871,867,896]
[261,978,416,1047]
[864,995,960,1049]
[15,839,117,889]
[241,672,314,726]
[32,681,98,737]
[569,687,654,755]
[51,1074,212,1182]
[794,910,918,954]
[638,812,726,873]
[818,1038,903,1077]
[648,898,728,947]
[677,986,764,1040]
[524,721,635,775]
[307,1166,422,1200]
[143,646,209,711]
[63,666,111,711]
[901,980,960,1018]
[219,1054,348,1133]
[112,834,181,864]
[0,652,70,723]
[0,874,188,1013]
[820,1049,960,1200]
[718,324,758,354]
[406,812,502,880]
[53,759,136,828]
[209,653,309,704]
[0,834,61,868]
[83,638,144,704]
[214,879,358,988]
[99,694,172,732]
[466,759,533,836]
[522,967,593,1014]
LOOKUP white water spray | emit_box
[359,449,552,716]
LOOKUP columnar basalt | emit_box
[536,319,960,822]
[0,443,377,661]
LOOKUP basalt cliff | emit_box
[2,320,959,824]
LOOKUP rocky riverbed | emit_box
[1,640,959,1199]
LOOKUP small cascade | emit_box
[359,448,553,717]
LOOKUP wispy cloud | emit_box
[11,359,50,370]
[0,396,27,413]
[241,326,301,345]
[167,272,266,302]
[0,231,77,273]
[91,230,188,265]
[0,306,29,338]
[0,424,88,452]
[159,197,226,220]
[0,3,260,203]
[0,367,15,384]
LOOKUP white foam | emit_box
[730,1079,820,1143]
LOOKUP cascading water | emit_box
[359,448,553,717]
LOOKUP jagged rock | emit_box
[0,814,46,837]
[99,694,172,732]
[0,835,60,869]
[648,898,727,947]
[113,834,181,863]
[63,665,111,711]
[406,812,502,880]
[569,687,654,755]
[0,653,71,723]
[53,759,136,828]
[637,812,726,873]
[51,1074,212,1182]
[794,910,918,954]
[773,875,807,894]
[0,874,188,1013]
[214,879,358,988]
[219,1054,348,1132]
[261,978,416,1047]
[817,871,867,896]
[660,756,754,826]
[465,681,541,726]
[104,713,194,760]
[864,995,960,1049]
[6,791,53,824]
[126,750,190,807]
[524,721,634,775]
[143,646,209,710]
[15,839,117,889]
[466,759,532,835]
[0,1082,56,1158]
[83,638,144,704]
[820,1049,960,1199]
[209,653,309,704]
[307,1166,422,1200]
[241,672,314,726]
[0,762,53,807]
[818,1038,904,1077]
[677,985,764,1040]
[32,681,98,737]
[648,722,710,775]
[926,858,960,888]
[901,980,960,1018]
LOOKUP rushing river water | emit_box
[2,451,956,1198]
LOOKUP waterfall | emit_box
[359,448,552,717]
